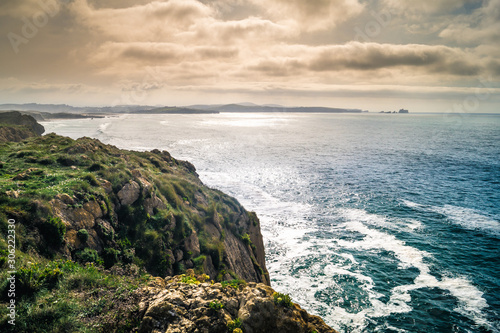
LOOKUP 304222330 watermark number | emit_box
[6,219,16,325]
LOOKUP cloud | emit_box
[68,0,292,47]
[0,0,499,110]
[92,42,238,64]
[382,0,482,16]
[70,0,213,41]
[309,43,481,75]
[439,0,500,45]
[0,0,60,18]
[247,43,483,78]
[191,16,293,44]
[0,77,92,94]
[249,0,364,31]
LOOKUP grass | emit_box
[221,279,247,289]
[0,259,150,333]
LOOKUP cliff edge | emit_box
[0,133,268,284]
[0,123,337,332]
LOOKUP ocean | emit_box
[42,112,500,333]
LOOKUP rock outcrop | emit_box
[138,272,338,333]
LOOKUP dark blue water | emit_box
[43,113,500,332]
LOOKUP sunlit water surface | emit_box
[42,113,500,333]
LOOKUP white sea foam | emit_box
[434,205,500,236]
[339,208,424,234]
[97,122,110,133]
[335,208,494,332]
[403,218,423,231]
[403,200,500,236]
[401,199,426,210]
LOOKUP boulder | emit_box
[174,249,184,262]
[12,168,40,180]
[56,193,75,205]
[118,180,141,205]
[137,177,153,196]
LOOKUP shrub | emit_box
[76,248,102,265]
[88,163,104,171]
[16,150,37,158]
[240,233,252,246]
[227,318,242,331]
[38,156,55,165]
[173,215,192,240]
[192,255,206,272]
[200,239,224,270]
[42,216,66,248]
[77,229,89,243]
[57,155,79,166]
[208,300,224,311]
[15,263,63,296]
[273,292,293,308]
[102,248,120,268]
[180,275,199,285]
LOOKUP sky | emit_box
[0,0,499,113]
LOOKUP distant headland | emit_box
[0,103,367,115]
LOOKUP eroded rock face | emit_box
[50,196,105,252]
[138,273,337,333]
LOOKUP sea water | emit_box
[42,113,500,333]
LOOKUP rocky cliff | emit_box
[0,124,338,332]
[0,111,45,139]
[0,133,268,284]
